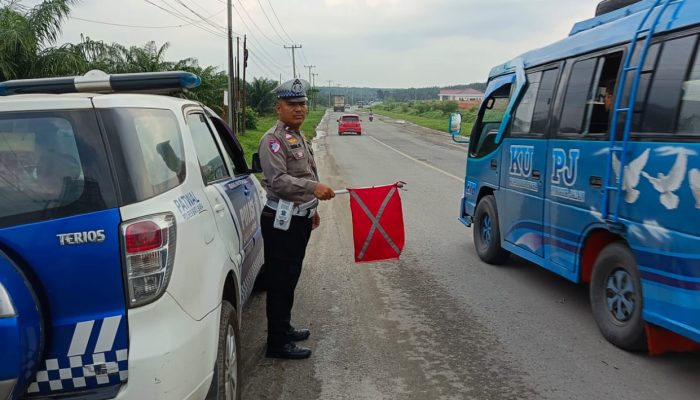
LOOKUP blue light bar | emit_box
[0,70,202,96]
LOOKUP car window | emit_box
[0,111,117,227]
[187,113,229,184]
[99,108,186,204]
[206,114,249,175]
[342,116,360,123]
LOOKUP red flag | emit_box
[348,182,405,263]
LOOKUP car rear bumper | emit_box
[114,293,219,400]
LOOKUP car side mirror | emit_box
[336,119,340,123]
[251,153,263,173]
[448,112,462,135]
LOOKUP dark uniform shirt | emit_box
[258,121,319,204]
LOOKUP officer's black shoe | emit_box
[265,343,312,359]
[286,328,310,342]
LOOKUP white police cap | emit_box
[272,78,310,103]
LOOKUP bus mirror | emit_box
[448,112,462,135]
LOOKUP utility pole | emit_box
[235,36,240,133]
[311,72,319,110]
[227,0,235,131]
[304,65,315,109]
[242,35,247,134]
[327,80,332,109]
[304,65,315,84]
[284,44,302,78]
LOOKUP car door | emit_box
[204,112,264,304]
[185,110,243,270]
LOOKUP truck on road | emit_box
[333,95,346,112]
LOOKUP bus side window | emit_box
[628,36,697,134]
[678,37,700,134]
[511,72,542,136]
[559,53,622,137]
[470,84,512,158]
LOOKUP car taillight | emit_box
[121,213,176,307]
[125,221,162,253]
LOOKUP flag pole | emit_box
[334,181,406,195]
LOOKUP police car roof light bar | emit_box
[0,70,201,96]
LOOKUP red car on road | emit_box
[337,114,362,135]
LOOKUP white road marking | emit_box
[368,136,464,182]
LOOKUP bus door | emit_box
[546,52,622,275]
[499,67,560,258]
[465,75,514,214]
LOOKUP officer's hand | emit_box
[312,211,320,230]
[314,183,335,200]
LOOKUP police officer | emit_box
[258,78,335,359]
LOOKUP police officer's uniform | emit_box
[258,79,318,359]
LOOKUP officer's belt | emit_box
[266,199,318,218]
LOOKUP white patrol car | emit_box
[0,71,265,400]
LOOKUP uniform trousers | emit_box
[260,206,313,347]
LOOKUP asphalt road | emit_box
[240,109,700,400]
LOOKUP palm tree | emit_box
[0,0,80,80]
[247,77,277,115]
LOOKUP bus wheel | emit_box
[473,195,509,264]
[590,242,646,351]
[215,300,241,400]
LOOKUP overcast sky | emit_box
[48,0,601,88]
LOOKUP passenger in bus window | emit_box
[589,80,615,134]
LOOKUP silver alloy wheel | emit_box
[606,269,636,322]
[224,324,238,400]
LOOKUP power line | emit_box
[230,5,289,70]
[142,0,228,38]
[248,52,278,79]
[212,0,290,71]
[254,0,289,45]
[233,0,284,47]
[172,0,226,31]
[70,17,190,29]
[160,0,227,32]
[266,0,295,44]
[70,10,226,29]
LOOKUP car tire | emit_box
[590,242,647,351]
[215,301,241,400]
[473,195,509,264]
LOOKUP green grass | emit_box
[237,109,327,166]
[374,108,474,136]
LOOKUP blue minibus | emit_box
[453,0,700,353]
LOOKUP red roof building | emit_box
[438,88,484,102]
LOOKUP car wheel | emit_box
[590,242,646,351]
[473,195,509,264]
[215,301,241,400]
